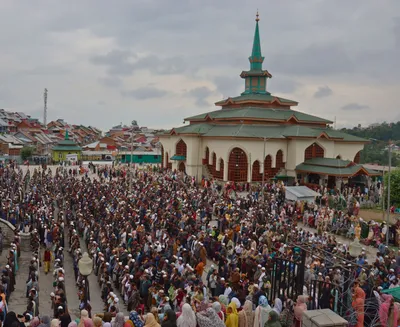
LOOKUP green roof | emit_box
[172,121,366,142]
[301,158,352,168]
[52,145,82,151]
[170,155,186,161]
[165,123,368,142]
[215,93,297,105]
[185,107,330,123]
[296,159,380,177]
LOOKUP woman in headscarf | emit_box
[150,308,160,324]
[264,312,281,327]
[272,299,282,315]
[38,315,51,327]
[144,314,160,327]
[238,300,254,327]
[351,285,365,327]
[177,304,196,327]
[50,319,60,327]
[161,310,177,327]
[218,295,229,315]
[77,310,89,326]
[230,298,241,311]
[293,296,307,327]
[103,323,111,327]
[225,302,239,327]
[113,312,126,327]
[82,319,94,327]
[4,312,19,327]
[212,302,224,321]
[30,317,40,327]
[68,322,77,327]
[129,311,144,327]
[93,317,102,327]
[196,308,225,327]
[253,296,271,327]
[379,295,398,327]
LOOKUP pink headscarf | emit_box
[379,295,399,327]
[294,296,307,321]
[30,317,40,327]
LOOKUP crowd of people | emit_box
[0,163,399,327]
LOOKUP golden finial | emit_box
[256,10,260,22]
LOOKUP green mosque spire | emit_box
[249,11,264,71]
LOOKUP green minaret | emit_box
[240,12,272,95]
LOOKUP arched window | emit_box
[304,143,324,161]
[354,151,361,164]
[276,150,285,170]
[228,148,248,182]
[176,139,187,157]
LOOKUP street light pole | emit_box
[387,142,392,245]
[261,137,266,202]
[130,122,134,192]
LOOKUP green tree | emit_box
[20,146,34,161]
[383,169,400,207]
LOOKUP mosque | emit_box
[159,14,379,187]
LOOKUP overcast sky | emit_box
[0,1,399,131]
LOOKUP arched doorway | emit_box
[264,155,273,179]
[276,150,285,170]
[161,145,164,168]
[228,148,248,182]
[204,147,209,164]
[218,159,224,179]
[354,151,361,164]
[166,152,172,170]
[252,160,262,181]
[178,162,186,172]
[304,143,324,161]
[211,153,217,177]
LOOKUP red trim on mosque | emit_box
[304,143,324,161]
[228,148,248,182]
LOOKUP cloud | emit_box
[187,87,215,107]
[90,51,189,77]
[0,1,398,130]
[270,77,301,94]
[314,86,333,98]
[98,76,122,87]
[341,103,370,111]
[121,87,169,100]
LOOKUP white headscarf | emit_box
[177,303,196,327]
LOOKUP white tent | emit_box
[285,186,319,203]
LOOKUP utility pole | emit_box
[129,121,134,192]
[261,137,266,202]
[44,88,48,159]
[43,88,48,127]
[387,141,392,245]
